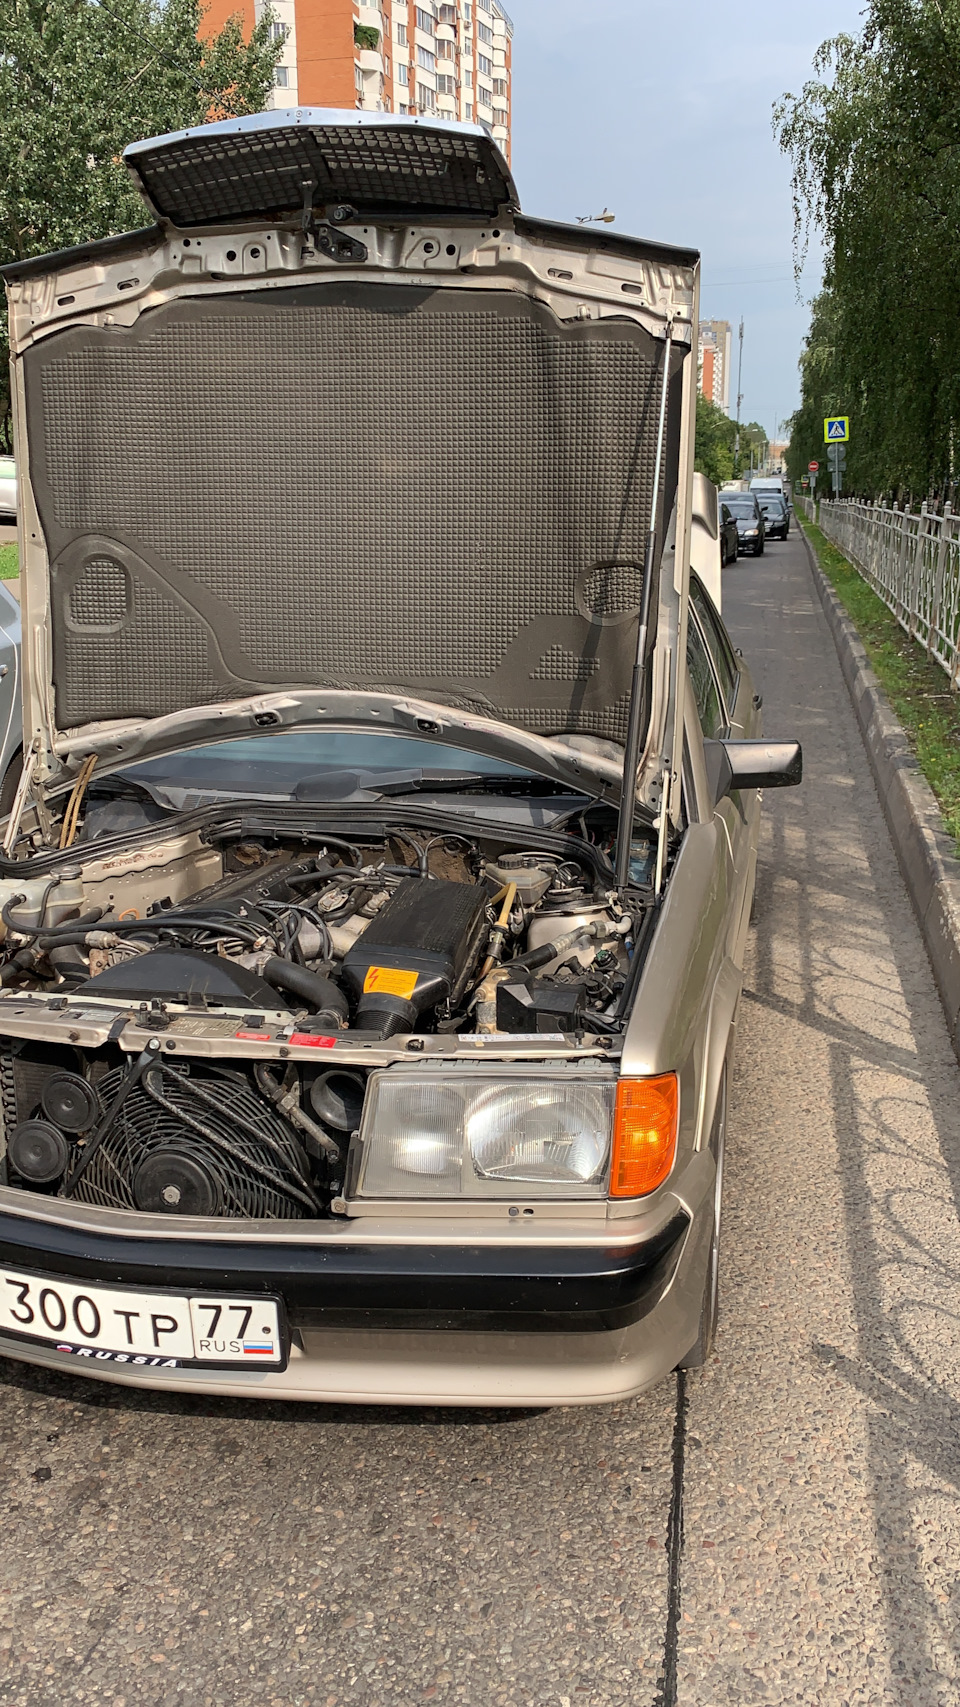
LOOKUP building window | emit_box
[275,65,289,86]
[477,52,491,76]
[438,3,456,19]
[463,66,471,86]
[437,38,454,58]
[415,7,434,33]
[270,21,286,41]
[417,81,436,110]
[399,101,408,113]
[493,78,507,95]
[416,44,435,68]
[478,21,491,42]
[397,62,408,84]
[477,0,490,10]
[396,20,407,42]
[437,73,456,93]
[493,107,507,126]
[463,3,472,21]
[465,101,472,119]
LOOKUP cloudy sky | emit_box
[508,0,865,441]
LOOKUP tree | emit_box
[0,0,282,444]
[776,1,960,496]
[695,392,737,488]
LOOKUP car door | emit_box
[687,577,760,966]
[0,584,23,809]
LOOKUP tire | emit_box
[756,541,765,555]
[678,1066,727,1370]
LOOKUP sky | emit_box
[507,0,866,443]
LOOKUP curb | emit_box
[800,522,960,1063]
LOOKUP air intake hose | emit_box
[261,958,349,1022]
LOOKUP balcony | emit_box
[435,22,456,42]
[493,46,506,66]
[358,47,383,71]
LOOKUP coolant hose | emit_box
[261,957,349,1020]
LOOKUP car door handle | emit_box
[0,665,9,679]
[752,692,763,710]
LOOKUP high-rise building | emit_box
[698,320,732,415]
[202,0,513,161]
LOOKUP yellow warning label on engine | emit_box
[363,966,419,998]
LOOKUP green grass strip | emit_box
[799,511,960,855]
[0,543,18,580]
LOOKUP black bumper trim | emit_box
[0,1208,690,1333]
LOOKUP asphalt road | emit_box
[1,527,960,1706]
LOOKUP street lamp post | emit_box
[734,317,744,476]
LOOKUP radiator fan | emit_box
[71,1063,319,1219]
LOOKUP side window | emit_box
[686,616,725,739]
[690,575,739,710]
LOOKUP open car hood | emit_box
[4,112,699,814]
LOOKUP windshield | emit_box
[98,730,591,810]
[723,500,758,517]
[758,495,785,511]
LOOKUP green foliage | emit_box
[354,22,380,49]
[0,0,283,444]
[695,392,736,488]
[695,396,771,487]
[739,421,769,472]
[777,2,960,496]
[0,545,17,580]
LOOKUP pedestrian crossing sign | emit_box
[824,416,849,442]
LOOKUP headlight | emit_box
[745,527,758,536]
[354,1073,616,1199]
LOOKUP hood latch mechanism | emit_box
[300,178,368,266]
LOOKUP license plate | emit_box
[0,1266,286,1370]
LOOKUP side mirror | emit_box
[704,739,802,805]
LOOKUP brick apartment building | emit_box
[202,0,513,160]
[698,320,732,415]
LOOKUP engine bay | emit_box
[0,819,649,1222]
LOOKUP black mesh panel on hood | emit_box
[25,282,685,737]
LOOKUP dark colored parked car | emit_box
[720,492,765,556]
[719,499,739,566]
[756,492,789,540]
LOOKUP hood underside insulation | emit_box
[25,282,683,738]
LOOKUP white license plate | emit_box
[0,1267,285,1369]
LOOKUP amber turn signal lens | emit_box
[610,1075,679,1197]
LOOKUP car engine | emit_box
[0,825,642,1221]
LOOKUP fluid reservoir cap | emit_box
[41,1072,100,1133]
[133,1149,222,1216]
[9,1120,71,1184]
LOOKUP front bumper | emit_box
[0,1202,705,1406]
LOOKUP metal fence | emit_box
[797,496,817,523]
[817,499,960,687]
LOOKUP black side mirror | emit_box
[704,739,802,805]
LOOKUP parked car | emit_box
[721,491,766,555]
[0,111,800,1408]
[718,499,741,566]
[0,457,15,521]
[750,475,792,515]
[756,492,789,540]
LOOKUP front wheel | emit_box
[678,1066,726,1370]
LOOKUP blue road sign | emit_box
[824,417,850,442]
